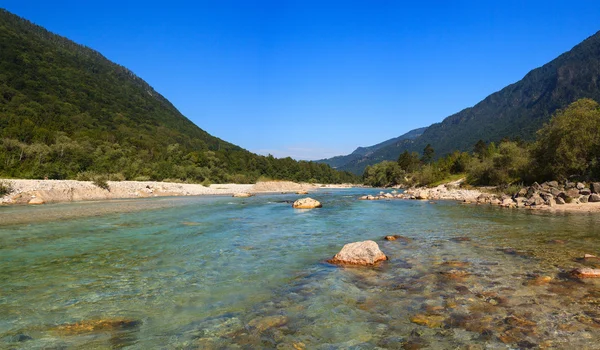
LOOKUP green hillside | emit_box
[0,9,356,183]
[336,30,600,175]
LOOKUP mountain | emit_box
[317,127,426,170]
[0,9,356,183]
[332,30,600,175]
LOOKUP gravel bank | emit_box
[0,180,321,205]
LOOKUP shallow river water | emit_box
[1,188,600,349]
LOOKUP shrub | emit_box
[92,175,110,191]
[0,180,13,197]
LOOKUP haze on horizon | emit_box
[4,0,600,160]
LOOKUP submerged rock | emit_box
[328,240,388,266]
[247,315,288,332]
[410,314,445,328]
[292,197,322,209]
[571,268,600,278]
[296,190,309,195]
[384,235,412,243]
[53,318,141,335]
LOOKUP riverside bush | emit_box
[0,180,13,196]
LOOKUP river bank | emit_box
[364,180,600,214]
[0,179,353,205]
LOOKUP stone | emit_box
[589,194,600,202]
[501,198,515,207]
[384,235,412,243]
[591,183,600,194]
[54,318,141,335]
[565,188,580,199]
[247,315,288,332]
[415,190,429,200]
[28,197,45,205]
[580,195,589,203]
[580,188,592,196]
[550,188,562,197]
[440,269,470,280]
[547,181,559,188]
[525,195,544,206]
[296,190,309,195]
[233,192,253,198]
[556,197,566,205]
[383,193,394,198]
[292,197,322,209]
[577,182,586,190]
[410,314,445,328]
[328,240,388,266]
[566,181,576,189]
[547,198,556,207]
[517,188,528,197]
[527,276,553,286]
[571,268,600,278]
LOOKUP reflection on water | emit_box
[1,189,600,349]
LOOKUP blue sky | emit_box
[3,1,600,159]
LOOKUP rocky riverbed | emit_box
[362,180,600,213]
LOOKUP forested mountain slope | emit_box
[0,9,356,183]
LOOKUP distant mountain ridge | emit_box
[324,30,600,175]
[317,127,426,170]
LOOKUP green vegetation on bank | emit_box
[363,98,600,187]
[0,9,357,184]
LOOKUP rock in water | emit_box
[571,268,600,278]
[28,197,45,205]
[292,197,322,209]
[328,240,388,266]
[232,192,253,198]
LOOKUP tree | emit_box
[421,144,434,163]
[533,98,600,180]
[473,140,487,159]
[397,151,421,172]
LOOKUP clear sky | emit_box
[3,1,600,159]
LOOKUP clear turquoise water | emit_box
[2,189,600,349]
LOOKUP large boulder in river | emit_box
[589,194,600,202]
[328,240,388,266]
[591,182,600,194]
[28,197,45,205]
[292,197,322,209]
[233,192,253,198]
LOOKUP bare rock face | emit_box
[292,197,322,209]
[233,192,253,198]
[28,197,45,205]
[328,240,388,266]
